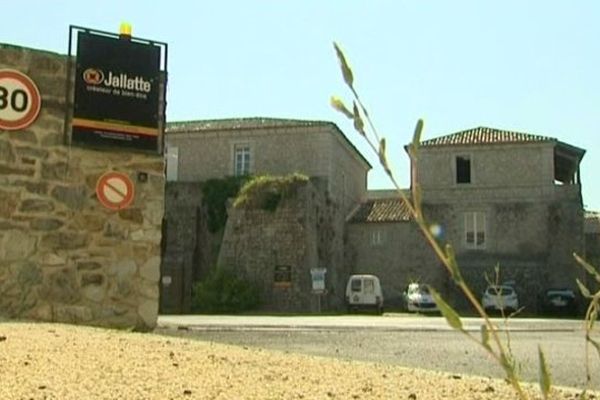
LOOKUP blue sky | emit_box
[2,1,599,210]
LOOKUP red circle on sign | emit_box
[96,171,135,210]
[0,69,42,131]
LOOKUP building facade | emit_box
[163,121,588,314]
[161,118,370,312]
[348,127,586,312]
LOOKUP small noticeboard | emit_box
[0,69,42,131]
[96,171,135,210]
[310,268,327,293]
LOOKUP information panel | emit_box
[72,32,161,151]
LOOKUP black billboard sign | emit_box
[72,31,162,151]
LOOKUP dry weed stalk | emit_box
[330,42,556,400]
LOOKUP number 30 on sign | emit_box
[0,69,42,131]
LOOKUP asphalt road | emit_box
[156,314,600,390]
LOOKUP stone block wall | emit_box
[345,221,443,308]
[0,44,164,330]
[217,180,348,312]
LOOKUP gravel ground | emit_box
[0,321,595,399]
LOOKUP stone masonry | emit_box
[0,44,164,330]
[217,179,348,311]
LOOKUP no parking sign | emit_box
[0,69,41,131]
[95,171,135,210]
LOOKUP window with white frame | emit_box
[464,211,486,249]
[165,146,179,182]
[233,144,251,176]
[371,229,384,246]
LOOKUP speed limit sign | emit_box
[0,69,42,131]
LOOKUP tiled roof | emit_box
[166,117,333,133]
[585,211,600,234]
[585,211,600,219]
[349,198,412,223]
[420,126,555,147]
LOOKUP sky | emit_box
[2,1,599,210]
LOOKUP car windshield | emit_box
[546,289,574,297]
[487,286,513,296]
[407,284,430,295]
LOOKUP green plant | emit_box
[330,42,551,399]
[202,176,248,233]
[192,267,261,314]
[233,173,309,211]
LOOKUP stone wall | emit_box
[347,196,585,313]
[160,182,224,314]
[217,180,348,312]
[417,142,555,191]
[346,221,443,308]
[0,44,164,330]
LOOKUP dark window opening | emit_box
[274,265,292,288]
[351,278,362,292]
[554,151,579,185]
[456,156,471,184]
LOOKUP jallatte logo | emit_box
[82,68,152,93]
[83,68,104,85]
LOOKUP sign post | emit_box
[310,268,327,313]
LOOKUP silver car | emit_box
[482,285,519,314]
[404,283,439,313]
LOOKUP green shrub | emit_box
[233,173,309,211]
[192,268,261,314]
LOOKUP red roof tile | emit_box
[421,126,554,147]
[349,198,411,223]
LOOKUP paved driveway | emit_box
[158,314,585,332]
[156,314,599,390]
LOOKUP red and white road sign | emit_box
[96,171,135,210]
[0,69,42,131]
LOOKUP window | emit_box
[371,230,384,246]
[234,145,251,176]
[465,212,486,249]
[350,278,362,292]
[165,146,179,181]
[456,155,471,184]
[363,278,375,294]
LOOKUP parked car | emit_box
[403,283,439,313]
[345,274,384,314]
[481,285,519,314]
[540,288,577,315]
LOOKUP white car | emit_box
[404,283,439,313]
[345,274,384,314]
[482,285,519,314]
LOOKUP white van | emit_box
[345,274,384,314]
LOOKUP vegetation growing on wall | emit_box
[191,267,260,314]
[201,176,248,233]
[233,173,309,212]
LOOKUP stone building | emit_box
[585,211,600,291]
[161,118,370,312]
[348,127,587,312]
[0,43,165,329]
[162,119,588,314]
